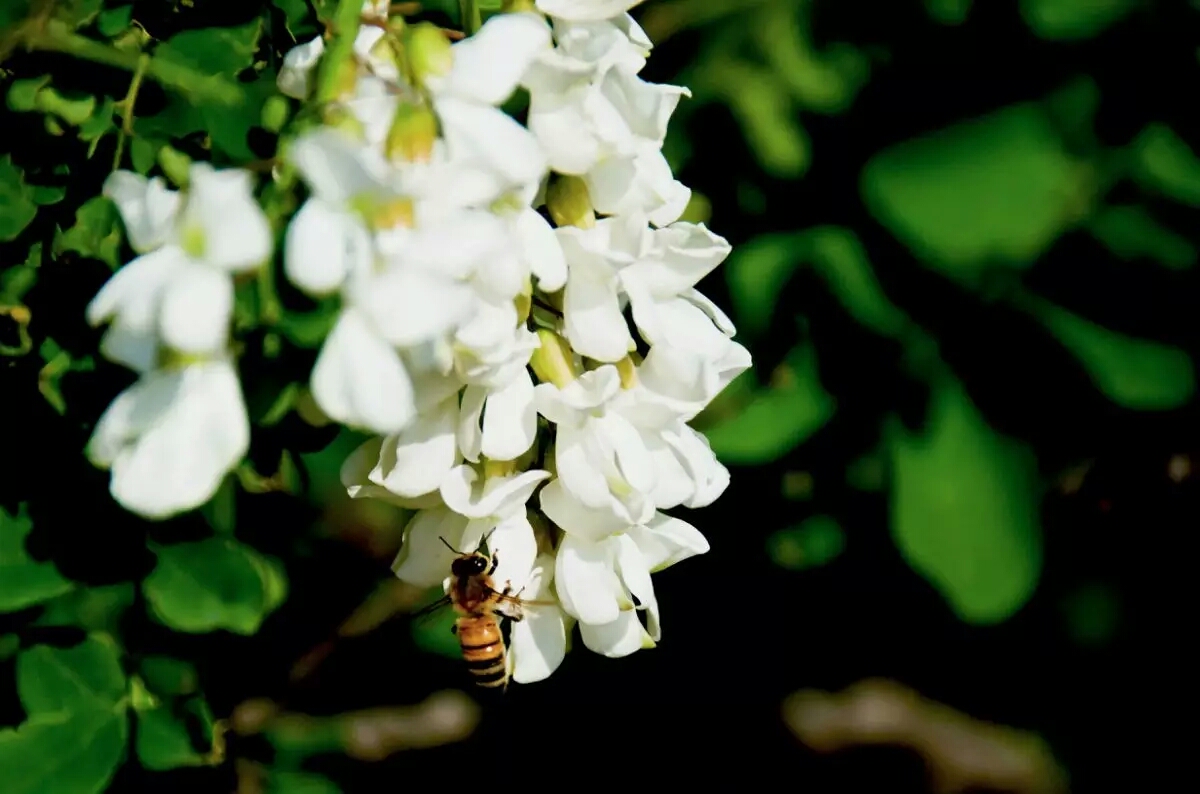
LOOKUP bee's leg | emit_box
[487,552,499,575]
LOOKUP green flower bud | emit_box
[546,175,596,229]
[261,95,290,133]
[405,23,453,86]
[530,329,581,388]
[386,101,438,163]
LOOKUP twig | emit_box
[112,53,148,171]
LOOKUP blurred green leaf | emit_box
[862,103,1092,281]
[767,515,845,570]
[1130,123,1200,207]
[156,20,264,76]
[136,700,214,770]
[724,231,806,338]
[0,633,18,660]
[96,5,132,37]
[1020,0,1135,40]
[925,0,972,24]
[1086,204,1196,270]
[1028,298,1195,410]
[139,656,200,698]
[143,538,287,635]
[53,196,121,268]
[34,87,96,126]
[703,343,835,464]
[888,378,1043,624]
[1061,583,1120,646]
[274,0,318,37]
[0,155,39,242]
[804,226,909,338]
[0,636,129,794]
[34,584,134,634]
[1,503,75,613]
[7,77,50,112]
[267,770,343,794]
[751,2,868,114]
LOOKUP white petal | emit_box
[86,246,188,330]
[551,424,614,512]
[288,127,391,202]
[561,265,633,363]
[509,557,567,683]
[102,171,180,253]
[370,396,459,498]
[456,385,486,463]
[536,0,646,24]
[666,424,729,508]
[340,436,384,495]
[98,323,158,374]
[630,512,709,572]
[87,368,181,468]
[157,263,233,355]
[538,478,628,542]
[596,412,657,497]
[587,147,690,227]
[514,207,566,292]
[284,199,368,295]
[599,69,688,144]
[481,368,537,461]
[391,507,469,588]
[435,97,547,196]
[106,361,249,519]
[527,87,602,175]
[310,309,417,435]
[277,36,325,99]
[183,164,272,271]
[579,611,647,657]
[614,532,659,639]
[437,12,551,106]
[554,535,621,624]
[623,222,731,298]
[487,513,538,593]
[439,465,550,520]
[354,266,474,347]
[644,432,693,510]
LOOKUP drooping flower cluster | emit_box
[84,0,750,683]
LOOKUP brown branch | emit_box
[783,679,1070,794]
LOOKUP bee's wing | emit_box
[409,593,453,623]
[487,588,557,608]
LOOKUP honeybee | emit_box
[414,534,552,691]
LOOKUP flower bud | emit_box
[530,329,581,388]
[483,458,517,479]
[261,95,290,133]
[615,356,638,389]
[322,105,366,139]
[514,277,533,324]
[545,175,595,229]
[502,0,538,11]
[405,23,453,85]
[157,145,191,189]
[386,101,438,163]
[330,57,360,100]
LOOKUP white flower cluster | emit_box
[83,0,750,682]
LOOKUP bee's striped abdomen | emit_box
[457,615,508,689]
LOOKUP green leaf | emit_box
[411,595,461,660]
[136,702,213,770]
[96,5,133,37]
[277,299,342,348]
[139,656,200,698]
[0,155,39,242]
[34,584,135,634]
[0,636,129,793]
[35,87,97,126]
[266,770,343,794]
[1020,0,1135,40]
[1,504,75,613]
[156,20,264,76]
[1086,204,1196,270]
[862,103,1092,281]
[724,232,806,338]
[767,515,846,570]
[32,184,67,205]
[750,3,868,115]
[1028,299,1196,410]
[0,0,34,29]
[803,226,909,338]
[143,538,287,635]
[17,635,126,713]
[7,77,50,112]
[925,0,972,24]
[0,709,128,794]
[274,0,319,37]
[53,196,121,267]
[888,378,1043,624]
[1130,123,1200,208]
[139,72,276,163]
[703,343,835,464]
[0,633,19,661]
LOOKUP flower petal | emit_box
[630,512,709,572]
[514,207,567,292]
[481,368,537,461]
[440,465,550,520]
[310,309,417,435]
[284,199,368,295]
[614,532,659,640]
[277,36,325,99]
[562,263,632,363]
[183,163,272,271]
[435,97,547,197]
[509,557,567,683]
[340,436,384,495]
[579,611,648,657]
[536,0,645,23]
[355,265,475,347]
[554,534,621,624]
[391,507,469,588]
[538,478,628,542]
[437,12,551,106]
[86,246,188,330]
[106,361,249,519]
[487,513,538,593]
[456,385,486,463]
[87,368,182,468]
[369,395,459,498]
[102,171,181,253]
[158,263,233,355]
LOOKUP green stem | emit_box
[315,0,366,105]
[27,21,243,106]
[459,0,482,34]
[112,53,149,171]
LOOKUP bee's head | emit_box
[451,552,490,578]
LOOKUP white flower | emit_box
[536,0,648,23]
[538,486,708,656]
[86,360,249,519]
[277,36,326,100]
[87,165,270,373]
[555,214,731,363]
[534,365,657,525]
[276,1,399,100]
[507,553,569,683]
[636,338,752,421]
